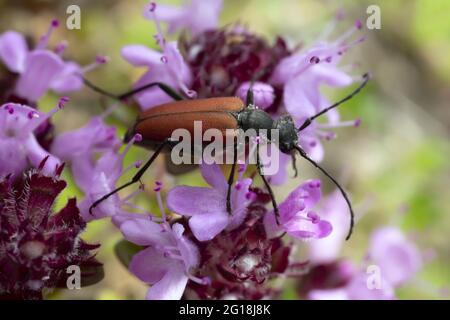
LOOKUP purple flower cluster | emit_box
[0,1,428,300]
[0,161,101,299]
[0,19,108,299]
[291,190,424,300]
[0,20,107,105]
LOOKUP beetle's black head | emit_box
[273,115,298,153]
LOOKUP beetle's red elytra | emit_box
[134,97,244,142]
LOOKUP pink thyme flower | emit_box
[74,134,144,221]
[308,271,395,300]
[236,81,275,110]
[143,0,223,35]
[270,20,365,163]
[307,189,351,264]
[50,54,109,94]
[303,226,422,300]
[0,99,68,177]
[125,3,291,112]
[264,179,332,240]
[167,163,254,241]
[0,21,108,103]
[51,116,121,166]
[368,227,422,287]
[122,4,194,110]
[114,184,207,300]
[122,221,201,300]
[49,104,146,221]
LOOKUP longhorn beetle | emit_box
[84,73,370,240]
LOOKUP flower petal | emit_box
[312,64,353,87]
[112,212,152,228]
[132,69,177,110]
[79,172,119,221]
[163,41,192,87]
[15,50,64,101]
[51,117,120,161]
[227,178,252,230]
[189,211,229,241]
[120,219,168,246]
[236,81,275,110]
[145,264,188,300]
[129,247,173,285]
[121,45,162,66]
[50,61,83,93]
[69,155,96,192]
[200,163,227,191]
[285,214,332,240]
[265,151,291,186]
[308,190,350,263]
[284,77,317,120]
[308,288,349,300]
[368,227,422,286]
[23,135,61,176]
[263,211,284,239]
[143,3,185,33]
[278,179,322,222]
[346,272,395,300]
[167,186,226,217]
[175,230,200,269]
[0,137,27,177]
[144,0,223,35]
[298,128,325,163]
[0,31,28,73]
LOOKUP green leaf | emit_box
[114,239,144,268]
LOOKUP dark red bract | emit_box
[0,170,101,299]
[296,260,355,298]
[180,25,290,110]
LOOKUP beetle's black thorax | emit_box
[236,107,298,154]
[236,108,274,132]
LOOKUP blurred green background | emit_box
[0,0,448,299]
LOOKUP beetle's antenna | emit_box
[118,82,184,101]
[246,66,273,106]
[298,73,370,131]
[82,77,184,101]
[294,145,354,240]
[82,77,119,99]
[246,87,255,106]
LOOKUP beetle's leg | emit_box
[82,77,184,101]
[291,152,298,178]
[298,73,370,131]
[294,145,354,240]
[256,143,280,224]
[226,137,238,215]
[89,139,171,215]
